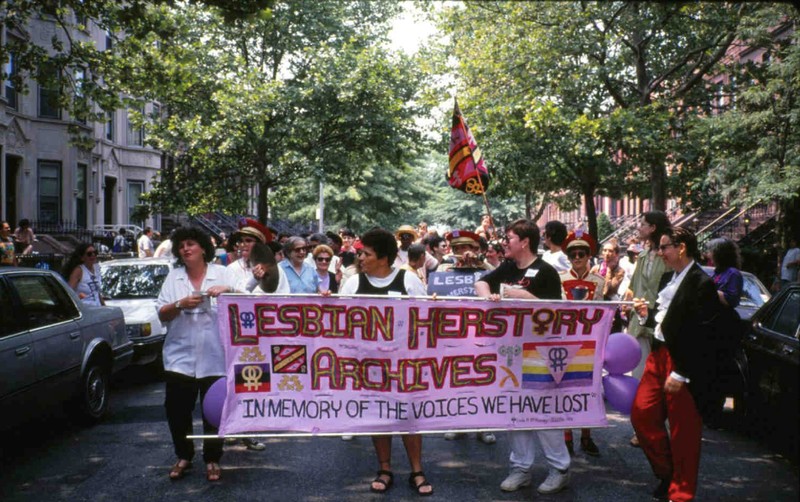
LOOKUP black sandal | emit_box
[370,469,394,494]
[409,471,433,497]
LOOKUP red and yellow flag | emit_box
[448,99,490,195]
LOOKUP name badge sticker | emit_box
[524,269,539,278]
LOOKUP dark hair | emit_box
[339,227,355,238]
[360,227,398,264]
[171,226,215,267]
[61,242,96,280]
[325,231,343,246]
[643,210,671,247]
[250,242,276,267]
[544,220,568,245]
[705,237,741,269]
[308,233,328,245]
[267,241,283,256]
[507,218,541,251]
[18,218,30,228]
[478,236,489,252]
[665,227,700,262]
[425,235,445,253]
[408,243,426,262]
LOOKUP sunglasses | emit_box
[293,246,311,253]
[315,256,331,263]
[85,251,97,257]
[568,251,588,259]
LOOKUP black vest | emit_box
[355,270,407,296]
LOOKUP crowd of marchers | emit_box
[6,211,797,501]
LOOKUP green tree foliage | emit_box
[127,0,427,220]
[680,6,799,243]
[596,212,614,242]
[433,1,759,219]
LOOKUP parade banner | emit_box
[426,270,488,297]
[216,295,616,436]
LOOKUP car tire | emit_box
[74,362,111,423]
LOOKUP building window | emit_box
[106,110,115,141]
[127,106,143,146]
[105,30,114,51]
[4,51,17,109]
[38,62,61,119]
[38,161,62,224]
[127,180,145,224]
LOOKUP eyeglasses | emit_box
[315,256,331,263]
[658,243,676,252]
[85,251,97,257]
[568,251,588,259]
[293,246,310,253]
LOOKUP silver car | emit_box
[100,257,172,366]
[0,268,132,429]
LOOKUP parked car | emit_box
[700,265,771,322]
[742,284,799,430]
[100,257,172,366]
[0,268,132,429]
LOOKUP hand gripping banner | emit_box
[448,99,490,195]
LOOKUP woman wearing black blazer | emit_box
[632,227,724,502]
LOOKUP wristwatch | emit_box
[174,300,182,310]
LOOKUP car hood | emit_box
[105,298,166,335]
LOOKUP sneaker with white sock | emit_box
[537,468,569,494]
[242,437,266,451]
[500,467,532,492]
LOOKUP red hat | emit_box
[445,229,481,248]
[353,239,364,251]
[561,229,597,255]
[233,218,273,244]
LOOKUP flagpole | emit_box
[475,175,497,241]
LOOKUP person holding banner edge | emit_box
[157,226,231,482]
[631,227,725,502]
[339,227,433,496]
[475,218,571,495]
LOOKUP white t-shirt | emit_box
[340,267,426,297]
[227,257,290,294]
[781,247,800,281]
[156,264,228,378]
[137,234,154,257]
[76,264,102,306]
[542,249,571,272]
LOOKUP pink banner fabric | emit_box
[216,295,615,435]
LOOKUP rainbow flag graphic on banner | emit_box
[522,341,596,390]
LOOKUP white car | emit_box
[100,257,172,366]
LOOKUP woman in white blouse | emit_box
[157,226,231,483]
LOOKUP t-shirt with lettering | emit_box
[477,257,561,301]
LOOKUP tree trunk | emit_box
[650,162,667,211]
[257,181,270,224]
[583,185,598,239]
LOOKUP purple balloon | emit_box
[603,374,639,415]
[603,332,642,375]
[202,377,227,429]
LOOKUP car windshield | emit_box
[101,264,169,299]
[741,274,769,308]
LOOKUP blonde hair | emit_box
[313,244,334,258]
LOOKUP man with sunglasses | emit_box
[393,225,419,268]
[558,230,605,457]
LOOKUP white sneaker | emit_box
[500,468,532,492]
[537,468,570,494]
[477,432,496,444]
[341,435,354,441]
[444,432,466,440]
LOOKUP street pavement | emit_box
[1,367,797,502]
